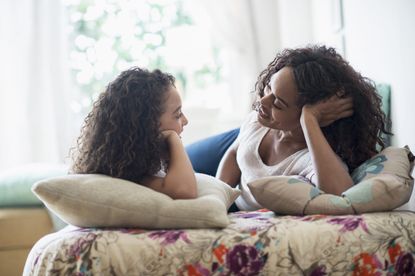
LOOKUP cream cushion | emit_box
[248,146,414,215]
[32,173,240,229]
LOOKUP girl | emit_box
[71,67,197,199]
[217,45,391,211]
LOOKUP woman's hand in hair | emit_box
[302,95,354,127]
[300,94,354,195]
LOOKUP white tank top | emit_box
[235,111,316,211]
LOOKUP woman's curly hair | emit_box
[254,45,392,171]
[71,67,175,183]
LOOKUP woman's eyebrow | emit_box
[275,95,289,107]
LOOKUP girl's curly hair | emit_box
[254,45,392,171]
[71,67,175,183]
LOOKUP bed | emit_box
[24,209,415,275]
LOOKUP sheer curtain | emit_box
[199,0,261,116]
[179,0,282,143]
[0,0,72,170]
[179,0,267,144]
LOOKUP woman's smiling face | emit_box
[257,66,302,130]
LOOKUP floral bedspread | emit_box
[24,210,415,275]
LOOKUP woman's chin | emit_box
[257,116,282,130]
[257,116,272,128]
[257,112,268,122]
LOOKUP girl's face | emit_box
[257,66,302,130]
[159,86,188,135]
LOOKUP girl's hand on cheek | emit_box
[302,95,354,127]
[161,130,180,144]
[161,129,175,137]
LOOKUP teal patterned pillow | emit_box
[248,146,414,215]
[351,146,413,183]
[347,146,414,213]
[248,176,355,215]
[352,155,387,183]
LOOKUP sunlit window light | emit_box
[64,0,228,120]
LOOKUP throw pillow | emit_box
[32,173,240,229]
[351,146,413,183]
[248,176,355,215]
[248,146,414,215]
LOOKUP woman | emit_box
[217,45,391,211]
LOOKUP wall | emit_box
[341,0,415,153]
[279,0,415,155]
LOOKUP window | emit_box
[65,0,230,131]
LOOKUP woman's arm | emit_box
[143,130,197,199]
[301,96,354,195]
[216,140,241,188]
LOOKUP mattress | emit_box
[24,210,415,275]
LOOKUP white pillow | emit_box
[32,173,240,229]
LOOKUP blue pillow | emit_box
[186,128,239,176]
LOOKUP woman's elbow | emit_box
[171,178,198,199]
[173,187,197,199]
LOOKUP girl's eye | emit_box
[273,99,283,110]
[175,112,183,119]
[273,103,282,110]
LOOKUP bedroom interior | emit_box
[1,0,414,275]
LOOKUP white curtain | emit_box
[178,0,277,144]
[0,0,72,170]
[197,0,261,120]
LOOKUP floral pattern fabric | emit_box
[24,210,415,275]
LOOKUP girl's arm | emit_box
[216,140,241,188]
[143,130,197,199]
[301,95,354,195]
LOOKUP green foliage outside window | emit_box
[65,0,223,114]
